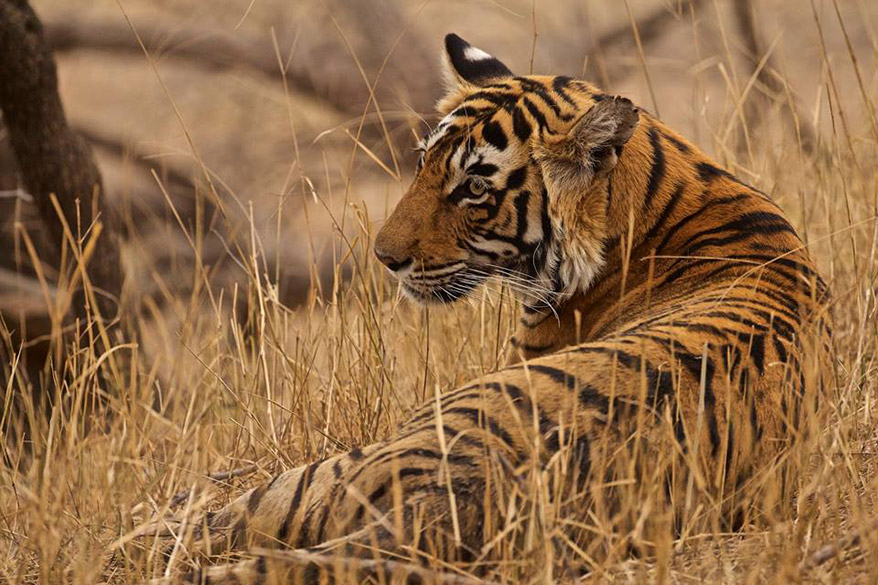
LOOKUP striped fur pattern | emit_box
[160,34,832,583]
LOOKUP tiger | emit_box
[154,33,832,584]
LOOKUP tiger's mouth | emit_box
[399,264,487,304]
[395,260,560,307]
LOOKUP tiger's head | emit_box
[374,34,640,306]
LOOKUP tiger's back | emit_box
[160,34,831,584]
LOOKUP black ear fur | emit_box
[444,33,513,87]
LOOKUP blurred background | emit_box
[1,1,878,582]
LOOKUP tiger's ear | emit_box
[534,96,639,196]
[438,34,513,114]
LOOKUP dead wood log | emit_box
[805,517,878,569]
[0,0,123,324]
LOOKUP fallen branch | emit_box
[805,517,878,568]
[168,464,259,507]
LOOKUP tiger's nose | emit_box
[374,247,413,272]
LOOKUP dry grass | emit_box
[2,1,878,583]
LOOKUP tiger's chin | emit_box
[400,278,480,305]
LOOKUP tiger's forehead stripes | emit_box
[424,77,604,166]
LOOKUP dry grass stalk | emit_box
[1,1,877,584]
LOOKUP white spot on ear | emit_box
[464,46,494,62]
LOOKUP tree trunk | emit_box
[0,0,123,323]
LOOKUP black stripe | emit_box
[655,194,749,253]
[679,225,797,257]
[513,190,532,241]
[661,130,691,153]
[481,118,508,150]
[510,336,555,353]
[552,76,577,106]
[505,165,528,190]
[278,461,320,544]
[696,161,736,183]
[230,517,248,550]
[724,418,735,475]
[660,322,729,341]
[751,400,764,442]
[311,500,332,546]
[449,105,497,118]
[527,362,622,417]
[659,257,728,287]
[406,386,498,425]
[347,447,474,484]
[677,211,797,251]
[365,467,437,509]
[736,253,817,280]
[696,160,771,198]
[517,77,570,120]
[395,417,487,449]
[676,351,722,456]
[696,310,770,332]
[644,126,666,209]
[572,434,592,487]
[462,90,519,109]
[462,238,501,261]
[367,482,389,505]
[512,105,533,141]
[747,333,765,374]
[247,484,267,513]
[299,502,322,548]
[567,347,680,421]
[523,97,549,130]
[722,343,744,381]
[468,162,499,177]
[447,407,516,448]
[773,336,788,363]
[479,382,534,415]
[538,187,553,258]
[702,294,801,328]
[642,181,686,244]
[255,555,267,577]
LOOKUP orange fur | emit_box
[156,37,832,584]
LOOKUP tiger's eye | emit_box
[469,178,487,196]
